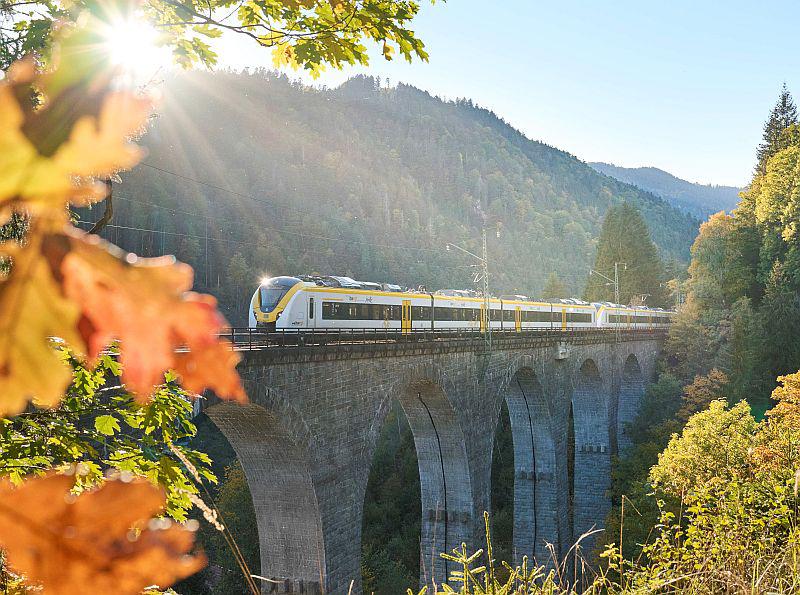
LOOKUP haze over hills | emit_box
[91,71,698,323]
[588,162,742,218]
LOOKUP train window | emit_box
[412,306,431,319]
[309,298,314,319]
[503,309,514,322]
[322,302,344,320]
[566,312,592,323]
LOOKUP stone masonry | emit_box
[205,332,661,593]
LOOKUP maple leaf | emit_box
[0,42,153,219]
[59,228,246,402]
[0,474,205,594]
[0,226,85,416]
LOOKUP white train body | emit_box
[249,276,674,332]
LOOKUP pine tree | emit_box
[583,202,668,307]
[540,272,568,300]
[755,84,798,174]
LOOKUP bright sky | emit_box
[217,0,800,188]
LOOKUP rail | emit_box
[219,326,668,351]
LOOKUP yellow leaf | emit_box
[0,46,153,215]
[52,91,152,178]
[0,227,84,416]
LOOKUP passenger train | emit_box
[249,276,674,332]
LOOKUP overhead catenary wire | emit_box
[93,192,600,286]
[131,163,619,272]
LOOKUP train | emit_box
[248,275,674,332]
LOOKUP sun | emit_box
[104,17,172,80]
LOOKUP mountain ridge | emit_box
[588,161,741,218]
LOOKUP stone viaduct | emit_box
[205,330,661,593]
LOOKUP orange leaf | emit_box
[60,228,246,402]
[174,338,247,404]
[0,474,205,595]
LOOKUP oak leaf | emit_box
[0,474,206,594]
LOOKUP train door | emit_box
[480,303,487,333]
[307,297,315,329]
[514,307,521,332]
[561,308,567,330]
[401,300,412,334]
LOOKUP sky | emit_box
[216,0,800,188]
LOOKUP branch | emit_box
[88,178,113,234]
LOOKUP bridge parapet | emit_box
[227,328,666,364]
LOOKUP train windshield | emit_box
[260,288,287,312]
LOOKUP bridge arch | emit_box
[617,354,645,453]
[570,358,611,549]
[206,400,325,594]
[388,376,473,589]
[495,367,558,565]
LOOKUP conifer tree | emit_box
[540,272,568,300]
[755,84,798,174]
[583,202,668,306]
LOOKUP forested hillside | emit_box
[589,162,741,218]
[85,70,697,324]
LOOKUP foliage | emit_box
[200,463,260,595]
[0,351,215,520]
[410,512,590,595]
[539,272,568,300]
[0,474,206,595]
[583,202,668,307]
[650,399,756,496]
[0,0,431,72]
[687,211,756,308]
[1,18,245,416]
[755,84,798,175]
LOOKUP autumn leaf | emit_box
[0,474,206,594]
[0,31,153,219]
[0,225,85,416]
[59,227,246,402]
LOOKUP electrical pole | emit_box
[482,226,491,351]
[613,262,626,305]
[446,230,492,352]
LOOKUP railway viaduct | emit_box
[204,330,661,594]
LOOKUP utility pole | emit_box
[481,227,490,350]
[591,262,627,342]
[447,229,492,352]
[591,262,627,305]
[614,262,626,305]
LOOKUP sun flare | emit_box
[104,17,171,79]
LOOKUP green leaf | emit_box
[94,414,120,436]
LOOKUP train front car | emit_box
[249,276,304,330]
